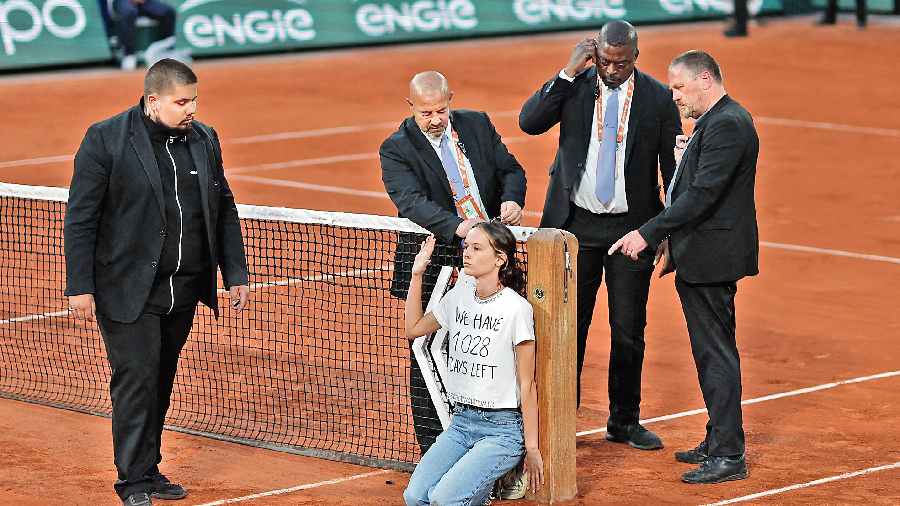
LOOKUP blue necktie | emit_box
[439,133,466,200]
[595,86,619,204]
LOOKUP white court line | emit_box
[1,267,389,327]
[577,369,900,437]
[0,154,73,170]
[703,461,900,506]
[229,175,390,199]
[198,369,900,505]
[229,123,398,145]
[227,111,520,146]
[226,153,378,175]
[0,309,69,325]
[194,469,392,506]
[3,111,898,171]
[225,136,527,176]
[761,241,900,265]
[756,116,900,138]
[235,266,391,293]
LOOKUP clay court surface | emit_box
[2,15,900,505]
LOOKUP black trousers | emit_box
[824,0,867,25]
[565,205,654,426]
[114,0,176,56]
[675,277,745,457]
[733,1,749,31]
[97,305,196,499]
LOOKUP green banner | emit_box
[169,0,784,57]
[0,0,111,70]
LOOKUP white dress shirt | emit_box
[423,118,488,218]
[559,69,634,214]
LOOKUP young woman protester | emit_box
[403,221,544,506]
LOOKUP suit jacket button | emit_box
[159,228,167,237]
[151,261,158,268]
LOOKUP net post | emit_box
[525,229,578,503]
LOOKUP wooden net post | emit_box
[526,229,578,503]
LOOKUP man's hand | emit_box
[230,285,250,310]
[654,239,674,278]
[608,230,649,261]
[674,134,690,167]
[564,38,599,79]
[412,236,436,276]
[455,218,484,238]
[68,294,96,322]
[499,201,523,226]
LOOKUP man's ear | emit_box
[699,71,714,90]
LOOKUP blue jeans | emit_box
[404,405,525,506]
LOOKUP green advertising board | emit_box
[1,1,788,70]
[0,0,111,70]
[168,0,784,57]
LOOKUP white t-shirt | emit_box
[431,277,536,409]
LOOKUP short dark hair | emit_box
[144,58,198,97]
[599,20,638,55]
[670,50,722,83]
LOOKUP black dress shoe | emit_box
[681,455,748,484]
[606,423,664,450]
[123,492,152,506]
[149,474,187,500]
[724,26,748,37]
[675,440,708,464]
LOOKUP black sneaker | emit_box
[675,440,709,464]
[123,492,152,506]
[681,455,748,484]
[149,474,187,500]
[605,423,664,451]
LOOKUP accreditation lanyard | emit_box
[595,75,635,149]
[446,127,486,220]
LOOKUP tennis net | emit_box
[0,182,537,470]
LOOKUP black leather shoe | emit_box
[149,474,187,500]
[605,423,663,450]
[675,440,709,464]
[681,455,748,484]
[123,492,152,506]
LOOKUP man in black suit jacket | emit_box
[65,59,250,506]
[611,50,758,484]
[381,71,526,453]
[519,20,680,451]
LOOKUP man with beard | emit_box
[519,20,680,451]
[380,71,527,455]
[65,59,250,505]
